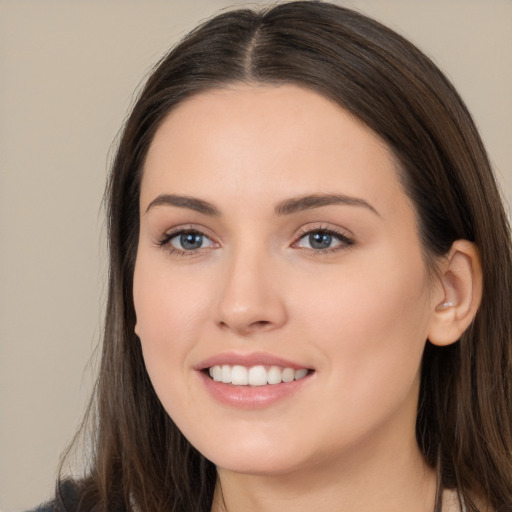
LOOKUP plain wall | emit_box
[0,1,511,510]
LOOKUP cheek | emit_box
[297,251,431,402]
[132,252,212,381]
[132,254,218,429]
[134,250,208,328]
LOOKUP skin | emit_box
[133,84,470,511]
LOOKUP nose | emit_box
[215,248,288,336]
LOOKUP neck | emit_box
[211,437,437,512]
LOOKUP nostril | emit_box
[250,320,271,329]
[217,318,273,334]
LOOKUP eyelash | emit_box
[156,225,355,256]
[293,225,355,254]
[156,226,216,257]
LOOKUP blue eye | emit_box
[308,232,335,249]
[173,232,205,250]
[296,229,353,251]
[160,230,215,253]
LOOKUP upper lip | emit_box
[195,351,312,371]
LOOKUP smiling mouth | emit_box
[207,364,312,386]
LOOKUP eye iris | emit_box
[180,232,203,250]
[309,232,332,249]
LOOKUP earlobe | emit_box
[428,240,483,347]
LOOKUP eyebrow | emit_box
[274,193,379,216]
[145,192,379,217]
[146,194,220,216]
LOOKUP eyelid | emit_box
[156,224,220,255]
[292,224,355,252]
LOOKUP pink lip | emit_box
[195,351,315,409]
[195,351,311,371]
[198,371,313,409]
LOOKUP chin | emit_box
[196,437,315,477]
[213,455,303,477]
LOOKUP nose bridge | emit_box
[215,238,287,334]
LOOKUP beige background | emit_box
[0,1,511,510]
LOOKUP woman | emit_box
[41,1,512,511]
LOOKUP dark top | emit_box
[31,505,54,512]
[28,481,78,512]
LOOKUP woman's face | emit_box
[134,84,442,476]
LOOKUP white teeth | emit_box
[282,368,295,383]
[221,364,231,383]
[267,365,282,385]
[248,365,267,386]
[208,364,309,386]
[231,365,248,385]
[294,369,308,380]
[211,365,222,382]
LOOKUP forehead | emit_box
[141,84,407,218]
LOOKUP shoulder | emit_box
[26,502,56,512]
[28,480,80,512]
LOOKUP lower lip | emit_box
[198,371,313,409]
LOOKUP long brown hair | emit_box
[58,2,512,511]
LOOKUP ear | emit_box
[428,240,483,346]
